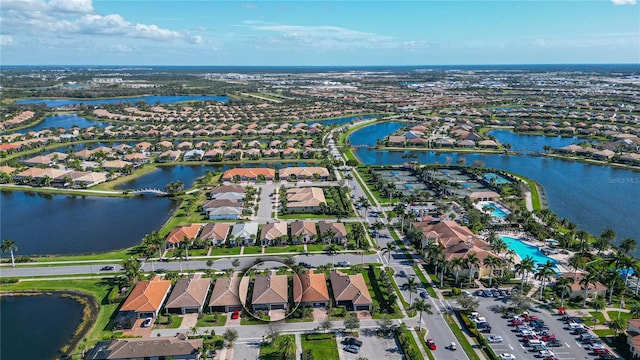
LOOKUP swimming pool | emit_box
[501,236,558,270]
[482,202,509,218]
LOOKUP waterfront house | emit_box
[388,135,406,146]
[317,221,348,244]
[209,275,242,312]
[101,160,132,171]
[260,221,289,246]
[293,269,330,307]
[199,223,230,246]
[290,220,318,243]
[230,222,259,245]
[329,270,372,311]
[278,166,330,181]
[222,167,275,181]
[251,271,288,311]
[119,276,172,319]
[183,149,205,161]
[157,150,182,162]
[164,276,211,314]
[86,333,202,360]
[201,199,243,220]
[165,224,202,249]
[286,187,326,212]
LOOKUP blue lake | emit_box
[18,113,110,133]
[0,294,83,360]
[16,95,228,107]
[0,191,176,255]
[307,114,378,126]
[488,129,585,152]
[351,122,640,251]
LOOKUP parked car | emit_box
[487,335,503,343]
[426,338,437,350]
[343,337,363,347]
[336,261,350,267]
[299,262,312,268]
[538,350,556,358]
[546,340,562,347]
[498,353,516,360]
[344,345,360,354]
[398,270,406,277]
[231,310,240,319]
[420,291,430,299]
[491,289,500,297]
[541,335,556,342]
[141,317,153,327]
[598,354,617,360]
[593,348,610,355]
[100,265,115,271]
[499,289,508,296]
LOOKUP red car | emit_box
[523,335,539,341]
[542,335,556,342]
[523,314,539,322]
[426,339,436,350]
[593,348,610,355]
[511,319,524,326]
[231,310,240,319]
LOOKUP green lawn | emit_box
[30,248,136,262]
[259,335,296,360]
[155,314,183,329]
[581,312,606,327]
[196,313,227,327]
[209,247,242,256]
[243,246,263,255]
[418,329,436,360]
[264,245,305,254]
[301,334,339,360]
[607,311,632,321]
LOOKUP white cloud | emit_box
[49,0,93,13]
[0,35,14,45]
[189,35,203,44]
[611,0,636,5]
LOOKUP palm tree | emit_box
[372,221,385,243]
[535,261,556,301]
[451,257,466,285]
[381,243,396,266]
[580,272,600,307]
[568,254,586,279]
[122,257,141,284]
[490,237,507,255]
[465,253,480,287]
[515,256,535,291]
[619,237,637,256]
[629,303,640,318]
[554,276,573,307]
[279,335,296,359]
[358,196,370,220]
[174,247,186,272]
[596,228,616,255]
[413,298,433,331]
[223,328,238,347]
[424,242,442,265]
[401,277,420,305]
[1,239,18,268]
[483,256,501,287]
[609,317,627,336]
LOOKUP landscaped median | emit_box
[396,323,425,360]
[443,312,482,360]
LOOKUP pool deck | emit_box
[494,231,573,274]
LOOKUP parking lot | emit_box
[337,328,403,360]
[466,292,608,360]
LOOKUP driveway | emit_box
[233,340,260,360]
[338,328,403,360]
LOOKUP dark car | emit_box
[491,289,500,297]
[547,340,562,347]
[100,265,115,271]
[598,354,617,360]
[343,337,363,347]
[573,327,588,334]
[299,262,312,268]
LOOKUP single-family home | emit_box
[209,275,242,312]
[164,276,211,314]
[199,223,230,246]
[293,269,330,307]
[183,149,205,161]
[317,221,348,244]
[86,333,202,360]
[626,319,640,358]
[251,271,288,311]
[278,167,330,181]
[222,168,275,181]
[201,199,243,220]
[165,224,201,249]
[329,270,373,311]
[260,221,289,246]
[290,221,318,243]
[286,187,326,212]
[119,276,172,319]
[388,135,406,146]
[230,222,259,245]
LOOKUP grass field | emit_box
[259,335,296,360]
[301,333,339,360]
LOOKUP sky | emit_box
[1,0,638,66]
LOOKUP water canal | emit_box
[0,294,84,360]
[351,122,640,249]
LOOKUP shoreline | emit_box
[0,289,99,358]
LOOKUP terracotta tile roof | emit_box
[165,224,202,244]
[222,167,275,180]
[209,275,242,308]
[252,272,288,306]
[290,221,317,238]
[165,277,211,310]
[287,187,326,208]
[120,276,172,313]
[279,167,330,178]
[293,270,330,303]
[329,270,372,306]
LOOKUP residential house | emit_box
[329,270,373,311]
[165,224,201,249]
[278,167,330,181]
[293,269,330,307]
[260,221,289,246]
[286,187,326,212]
[230,222,259,245]
[209,275,242,312]
[560,273,608,300]
[626,319,640,358]
[222,168,275,181]
[158,150,182,162]
[86,333,203,360]
[317,221,348,244]
[251,271,288,311]
[164,276,211,314]
[290,221,318,243]
[119,276,172,319]
[199,223,230,246]
[183,149,205,161]
[202,199,243,220]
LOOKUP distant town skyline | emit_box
[1,0,638,66]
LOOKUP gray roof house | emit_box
[164,276,211,314]
[86,333,202,360]
[230,222,259,245]
[209,275,242,312]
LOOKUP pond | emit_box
[307,114,378,126]
[15,95,229,107]
[17,113,111,133]
[0,294,84,360]
[487,129,585,152]
[0,191,176,255]
[348,121,405,146]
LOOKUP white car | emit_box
[141,317,153,328]
[487,335,503,343]
[499,353,516,360]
